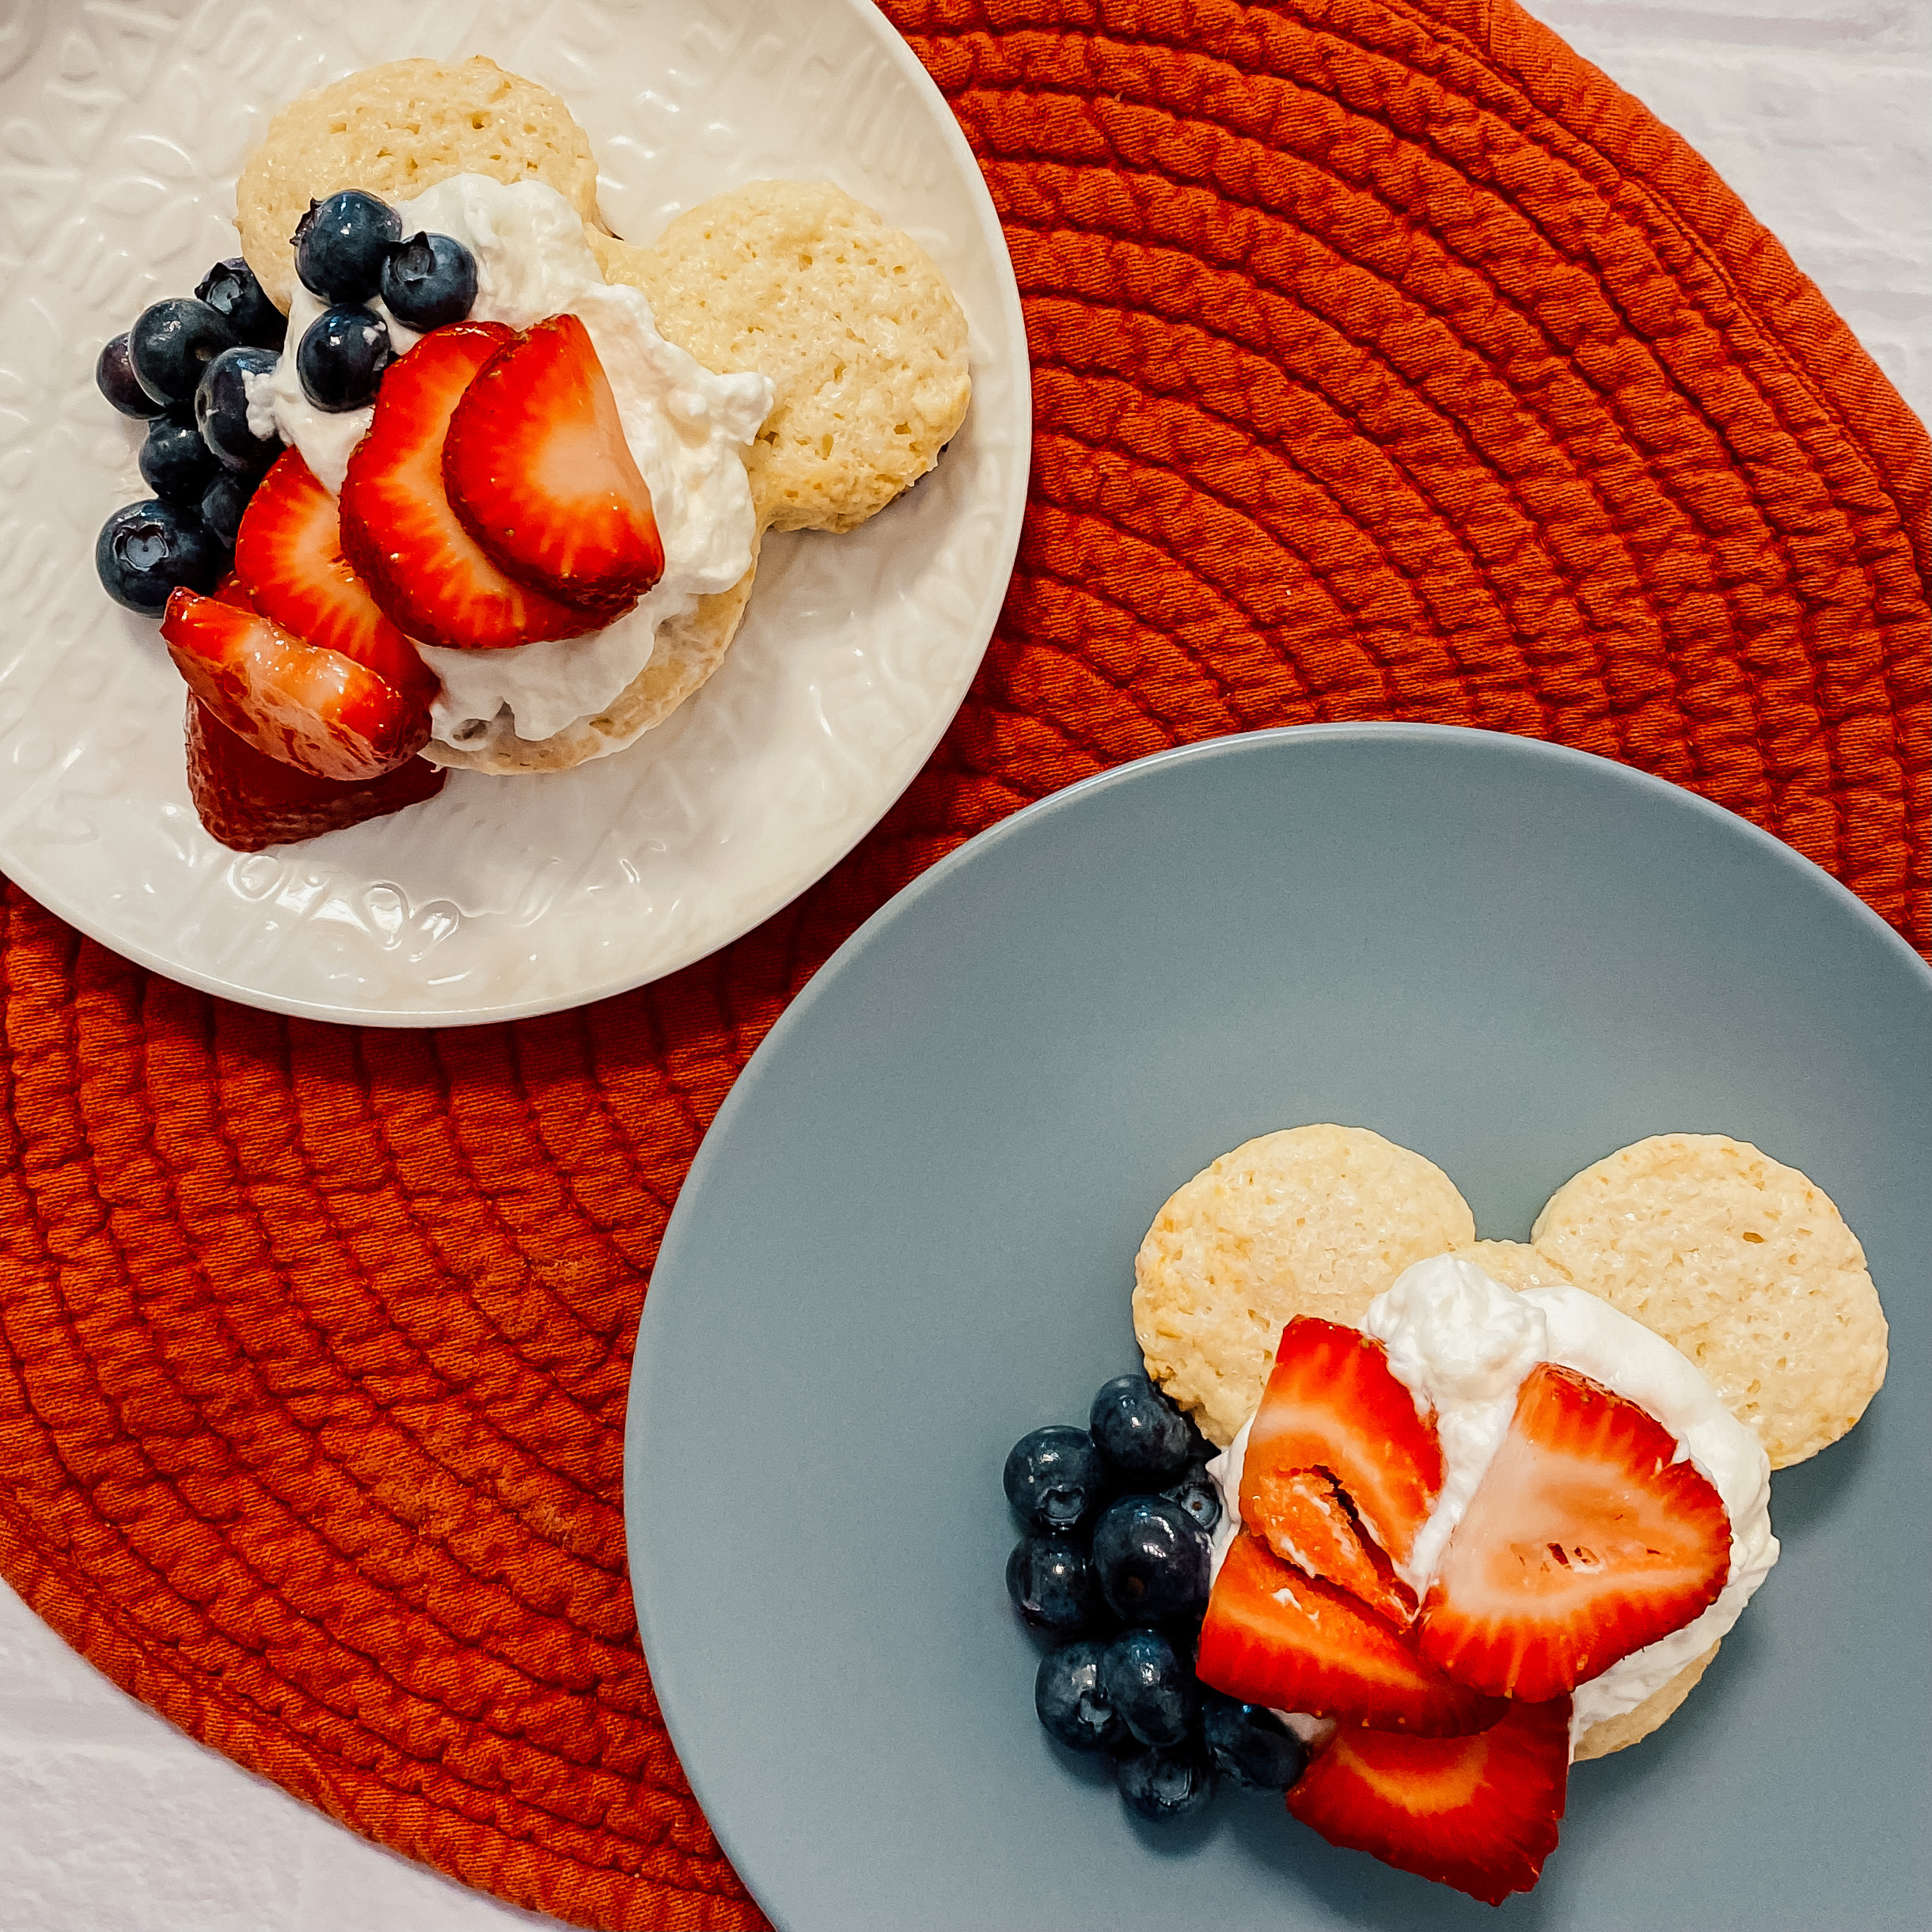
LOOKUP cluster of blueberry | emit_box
[92,189,480,619]
[285,189,479,412]
[1004,1374,1307,1821]
[93,256,287,614]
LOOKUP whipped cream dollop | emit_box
[268,174,772,745]
[1205,1253,1778,1756]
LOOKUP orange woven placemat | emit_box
[1,2,1926,1928]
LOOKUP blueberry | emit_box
[1090,1373,1205,1484]
[195,257,286,351]
[1115,1740,1214,1822]
[138,412,222,507]
[296,304,391,412]
[96,332,164,419]
[1004,1425,1108,1535]
[1162,1470,1222,1534]
[1034,1640,1129,1755]
[1201,1690,1308,1791]
[195,346,282,470]
[199,468,258,548]
[294,190,402,304]
[129,298,239,408]
[1099,1629,1198,1747]
[1091,1496,1210,1626]
[1006,1535,1107,1635]
[379,230,478,331]
[95,499,221,615]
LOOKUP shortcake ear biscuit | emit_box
[1531,1133,1886,1468]
[592,181,970,533]
[1133,1126,1475,1447]
[236,57,602,312]
[1451,1239,1573,1293]
[1573,1642,1721,1761]
[427,547,760,774]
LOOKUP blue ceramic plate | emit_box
[626,725,1930,1931]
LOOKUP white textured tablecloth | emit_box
[2,4,1926,1928]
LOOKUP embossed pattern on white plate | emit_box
[0,0,1031,1024]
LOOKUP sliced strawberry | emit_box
[1245,1466,1418,1629]
[161,588,430,782]
[339,321,607,651]
[443,312,663,612]
[1198,1530,1506,1735]
[1286,1691,1572,1906]
[1416,1363,1731,1701]
[1241,1316,1443,1574]
[185,697,445,852]
[212,570,256,611]
[237,448,439,706]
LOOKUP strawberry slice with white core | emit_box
[339,321,609,651]
[1247,1466,1418,1629]
[237,448,439,707]
[161,588,431,782]
[1197,1530,1506,1736]
[1416,1362,1731,1702]
[1286,1691,1572,1906]
[443,312,664,613]
[1240,1316,1444,1576]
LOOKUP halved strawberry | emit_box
[443,313,663,612]
[1246,1466,1418,1629]
[1197,1530,1506,1735]
[1241,1316,1443,1577]
[237,448,439,706]
[185,697,445,852]
[1415,1363,1731,1701]
[339,321,607,650]
[161,588,430,782]
[1286,1691,1572,1906]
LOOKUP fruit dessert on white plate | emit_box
[93,175,761,852]
[1001,1129,1883,1906]
[89,59,971,855]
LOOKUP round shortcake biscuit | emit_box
[427,545,760,774]
[1133,1125,1475,1447]
[1573,1642,1721,1762]
[236,58,602,313]
[1451,1239,1574,1293]
[591,182,970,534]
[1531,1134,1886,1468]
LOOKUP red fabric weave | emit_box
[0,5,1925,1928]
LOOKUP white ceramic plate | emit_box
[0,0,1029,1026]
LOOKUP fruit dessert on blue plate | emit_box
[1004,1125,1885,1906]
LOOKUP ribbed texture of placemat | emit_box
[0,3,1926,1927]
